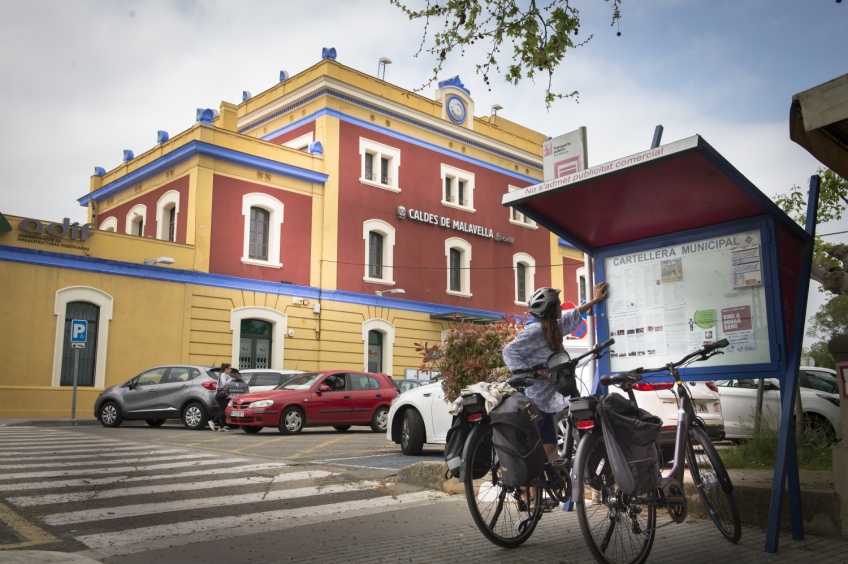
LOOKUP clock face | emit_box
[447,96,466,123]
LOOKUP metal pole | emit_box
[71,348,79,426]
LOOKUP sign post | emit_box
[70,320,87,426]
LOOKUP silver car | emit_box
[239,369,303,392]
[94,364,222,430]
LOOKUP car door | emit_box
[719,379,780,437]
[427,382,452,440]
[155,366,195,417]
[307,373,353,424]
[348,373,387,423]
[122,367,168,417]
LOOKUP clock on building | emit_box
[447,96,466,124]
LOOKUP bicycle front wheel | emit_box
[463,423,542,548]
[574,429,656,564]
[686,424,741,542]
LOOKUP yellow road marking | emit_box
[0,501,58,550]
[285,437,348,459]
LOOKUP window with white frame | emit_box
[576,266,588,304]
[125,204,146,236]
[363,219,396,285]
[156,190,180,242]
[513,252,536,305]
[362,319,395,375]
[508,185,537,228]
[359,138,401,192]
[445,237,472,297]
[99,217,117,232]
[241,193,284,268]
[441,164,475,211]
[283,132,313,152]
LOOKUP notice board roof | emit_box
[502,135,810,255]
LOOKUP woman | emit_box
[502,282,609,459]
[209,363,232,431]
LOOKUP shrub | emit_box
[415,316,525,402]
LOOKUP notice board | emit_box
[598,224,775,373]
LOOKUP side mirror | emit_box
[319,385,331,392]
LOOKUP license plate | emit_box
[695,403,708,413]
[230,410,244,417]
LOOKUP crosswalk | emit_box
[0,427,451,558]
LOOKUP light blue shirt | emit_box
[502,308,583,413]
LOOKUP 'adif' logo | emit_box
[18,217,95,241]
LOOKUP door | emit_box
[60,302,99,386]
[123,367,168,417]
[155,367,196,417]
[348,373,385,423]
[239,319,272,369]
[308,373,353,424]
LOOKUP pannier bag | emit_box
[597,392,662,496]
[444,393,491,480]
[488,392,546,487]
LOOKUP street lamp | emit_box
[144,256,175,266]
[375,288,405,296]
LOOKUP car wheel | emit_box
[371,406,389,433]
[241,425,262,434]
[98,402,123,428]
[401,409,425,455]
[279,407,304,434]
[182,402,209,430]
[333,425,351,432]
[145,419,166,427]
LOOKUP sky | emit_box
[1,0,845,346]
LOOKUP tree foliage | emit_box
[804,341,835,370]
[389,0,622,108]
[806,294,848,342]
[774,168,848,296]
[415,316,525,402]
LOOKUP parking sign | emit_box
[71,319,87,348]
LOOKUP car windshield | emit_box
[279,372,324,390]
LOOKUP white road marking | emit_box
[0,451,204,469]
[0,457,249,481]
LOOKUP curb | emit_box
[395,461,842,537]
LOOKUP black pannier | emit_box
[597,392,662,495]
[444,393,491,480]
[488,392,546,487]
[547,350,578,398]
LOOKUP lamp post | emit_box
[143,256,175,266]
[375,289,405,297]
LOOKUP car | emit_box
[716,369,841,442]
[386,381,453,455]
[393,378,431,394]
[94,364,222,430]
[225,370,398,434]
[239,369,303,392]
[607,379,725,447]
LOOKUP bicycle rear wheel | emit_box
[574,429,656,564]
[686,424,741,542]
[463,423,542,548]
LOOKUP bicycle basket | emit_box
[546,351,577,398]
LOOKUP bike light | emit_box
[467,413,483,422]
[575,420,594,431]
[632,382,674,391]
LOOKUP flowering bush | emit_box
[415,316,525,402]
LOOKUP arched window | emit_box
[156,190,180,241]
[52,287,113,388]
[126,204,146,236]
[362,319,395,375]
[230,307,288,368]
[513,252,536,305]
[241,193,284,268]
[239,319,273,369]
[99,216,117,232]
[445,237,472,297]
[363,219,396,285]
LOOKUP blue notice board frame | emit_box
[593,216,785,382]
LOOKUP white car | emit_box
[239,369,303,393]
[386,381,452,455]
[716,368,841,442]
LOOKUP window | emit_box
[577,267,588,304]
[239,319,272,369]
[249,207,270,260]
[363,319,395,375]
[513,253,536,305]
[508,185,537,228]
[99,217,117,232]
[441,164,475,211]
[156,190,180,241]
[241,193,284,268]
[359,138,401,192]
[126,204,146,236]
[52,286,113,388]
[282,132,313,152]
[60,301,99,387]
[363,220,396,285]
[445,237,472,297]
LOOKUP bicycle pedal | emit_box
[551,458,569,470]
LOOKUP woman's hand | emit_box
[593,282,609,301]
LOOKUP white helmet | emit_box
[527,287,561,318]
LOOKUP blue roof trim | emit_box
[78,141,329,207]
[240,89,543,175]
[0,245,507,320]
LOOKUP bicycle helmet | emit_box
[527,287,561,318]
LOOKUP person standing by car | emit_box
[502,283,609,459]
[217,368,249,432]
[209,363,232,431]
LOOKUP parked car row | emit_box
[94,366,398,434]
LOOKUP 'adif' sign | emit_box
[18,217,95,241]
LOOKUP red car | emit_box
[225,370,398,434]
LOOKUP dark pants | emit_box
[211,395,229,426]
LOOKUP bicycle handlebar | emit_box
[599,339,729,387]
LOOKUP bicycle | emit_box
[460,339,615,548]
[573,339,741,564]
